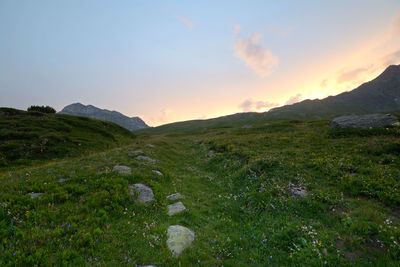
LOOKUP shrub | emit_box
[27,105,56,114]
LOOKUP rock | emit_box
[167,225,195,256]
[146,144,155,148]
[166,193,184,200]
[242,125,253,129]
[289,184,307,200]
[128,150,143,157]
[58,178,68,183]
[152,170,163,176]
[330,114,399,129]
[168,202,186,215]
[113,165,132,175]
[30,193,43,199]
[136,156,156,163]
[129,184,154,204]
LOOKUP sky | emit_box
[1,0,400,126]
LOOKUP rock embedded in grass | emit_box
[136,156,156,163]
[146,144,155,148]
[129,184,154,204]
[166,193,184,200]
[152,170,163,176]
[128,150,143,157]
[113,165,132,175]
[168,202,186,215]
[30,192,44,199]
[167,225,195,256]
[57,178,68,183]
[289,184,307,199]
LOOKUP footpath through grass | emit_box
[1,119,400,266]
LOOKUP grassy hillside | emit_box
[0,108,135,168]
[1,117,400,266]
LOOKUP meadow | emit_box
[1,114,400,266]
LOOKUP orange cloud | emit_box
[233,24,241,33]
[285,93,302,105]
[239,98,277,112]
[177,14,193,28]
[234,33,278,77]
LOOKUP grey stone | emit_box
[113,165,132,175]
[166,193,184,200]
[330,114,399,129]
[289,184,307,200]
[136,156,156,163]
[152,170,163,176]
[128,150,143,157]
[146,144,155,148]
[168,202,186,215]
[242,125,253,129]
[58,178,68,183]
[129,184,154,204]
[167,225,195,256]
[30,193,43,199]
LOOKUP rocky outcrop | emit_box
[59,103,148,131]
[330,114,398,129]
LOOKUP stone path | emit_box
[167,225,195,256]
[167,202,186,216]
[113,165,132,175]
[129,184,154,204]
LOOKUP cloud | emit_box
[177,14,193,28]
[166,7,193,29]
[234,33,278,77]
[381,50,400,66]
[285,93,302,105]
[239,98,278,112]
[337,67,370,84]
[233,24,241,33]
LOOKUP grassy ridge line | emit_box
[0,107,135,168]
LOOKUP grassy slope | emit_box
[0,108,135,168]
[1,118,400,266]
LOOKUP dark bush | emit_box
[27,105,56,114]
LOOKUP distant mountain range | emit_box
[141,64,400,134]
[59,103,149,131]
[268,64,400,118]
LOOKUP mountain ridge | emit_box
[59,103,149,131]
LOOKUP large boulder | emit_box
[330,114,398,129]
[167,225,195,256]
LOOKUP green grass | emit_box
[0,107,135,169]
[1,116,400,266]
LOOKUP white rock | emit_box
[167,225,195,256]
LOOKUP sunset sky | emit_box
[1,0,400,126]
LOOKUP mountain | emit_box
[141,64,400,135]
[267,64,400,118]
[59,103,149,131]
